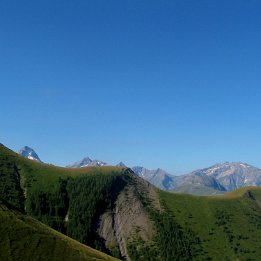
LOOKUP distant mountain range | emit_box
[132,162,261,195]
[66,157,108,168]
[131,166,174,190]
[18,146,261,195]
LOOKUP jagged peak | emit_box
[116,162,126,167]
[18,146,42,162]
[66,156,108,168]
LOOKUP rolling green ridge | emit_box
[159,189,261,260]
[1,143,261,261]
[173,184,224,196]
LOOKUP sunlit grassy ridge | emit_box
[217,186,261,199]
[159,188,261,260]
[0,143,124,208]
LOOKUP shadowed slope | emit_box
[0,198,119,261]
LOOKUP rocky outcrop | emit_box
[244,190,261,209]
[97,172,158,260]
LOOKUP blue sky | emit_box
[1,0,261,174]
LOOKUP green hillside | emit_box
[173,184,224,196]
[0,198,119,261]
[158,188,261,260]
[0,144,127,258]
[1,143,261,261]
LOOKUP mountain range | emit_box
[132,162,261,195]
[19,146,261,195]
[2,143,261,260]
[131,166,174,190]
[66,157,108,168]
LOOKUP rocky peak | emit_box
[18,146,42,162]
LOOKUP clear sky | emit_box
[1,0,261,174]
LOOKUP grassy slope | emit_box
[173,184,224,196]
[159,188,261,260]
[0,199,119,261]
[0,144,124,260]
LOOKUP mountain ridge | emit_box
[131,162,261,195]
[16,145,261,195]
[2,143,261,260]
[66,156,108,168]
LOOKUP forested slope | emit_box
[0,198,119,261]
[0,144,155,260]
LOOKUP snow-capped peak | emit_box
[66,157,108,168]
[18,146,42,162]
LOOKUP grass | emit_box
[159,188,261,260]
[0,144,126,259]
[0,198,119,261]
[173,184,224,196]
